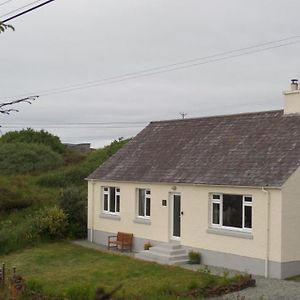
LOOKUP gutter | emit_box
[86,178,281,190]
[262,187,270,278]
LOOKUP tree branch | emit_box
[0,96,39,115]
[0,21,15,33]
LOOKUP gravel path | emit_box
[211,276,300,300]
[74,241,300,299]
[183,264,300,299]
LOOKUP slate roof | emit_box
[88,110,300,187]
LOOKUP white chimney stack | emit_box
[283,79,300,115]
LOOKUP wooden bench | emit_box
[108,232,133,252]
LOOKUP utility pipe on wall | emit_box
[90,180,96,243]
[262,187,270,278]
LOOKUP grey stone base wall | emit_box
[88,228,166,252]
[87,228,300,279]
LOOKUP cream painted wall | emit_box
[88,180,282,262]
[281,167,300,262]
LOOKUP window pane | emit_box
[244,206,252,229]
[104,194,108,211]
[116,188,120,193]
[109,187,116,212]
[146,190,151,195]
[223,194,243,228]
[116,195,120,212]
[244,196,252,203]
[146,197,151,216]
[138,189,145,216]
[104,187,108,192]
[213,194,220,200]
[212,203,220,224]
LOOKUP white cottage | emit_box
[87,81,300,279]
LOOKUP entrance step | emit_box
[135,243,188,265]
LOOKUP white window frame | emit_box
[210,193,252,232]
[137,188,151,219]
[102,186,120,215]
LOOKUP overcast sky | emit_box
[1,0,300,147]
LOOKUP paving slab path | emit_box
[74,241,300,299]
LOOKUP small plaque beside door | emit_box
[162,199,167,206]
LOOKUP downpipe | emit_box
[90,180,96,243]
[262,187,270,278]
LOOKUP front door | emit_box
[171,194,181,239]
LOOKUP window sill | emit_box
[133,218,151,225]
[99,213,121,220]
[207,227,253,239]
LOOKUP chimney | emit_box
[283,79,300,115]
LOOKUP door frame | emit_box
[169,192,181,241]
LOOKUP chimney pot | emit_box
[291,79,299,91]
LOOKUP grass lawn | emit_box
[0,241,241,299]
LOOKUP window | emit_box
[137,189,151,218]
[103,187,120,214]
[211,193,252,231]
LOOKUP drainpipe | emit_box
[90,180,96,243]
[262,187,270,278]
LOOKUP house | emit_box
[87,80,300,279]
[64,143,93,153]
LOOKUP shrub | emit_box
[58,186,87,238]
[37,138,129,188]
[144,241,152,250]
[188,250,201,264]
[0,128,67,154]
[31,206,68,240]
[0,186,33,211]
[37,165,90,188]
[0,211,38,255]
[0,143,64,175]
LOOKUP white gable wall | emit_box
[281,167,300,263]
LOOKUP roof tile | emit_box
[88,110,300,187]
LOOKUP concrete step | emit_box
[135,243,188,265]
[148,246,186,256]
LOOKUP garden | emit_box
[0,242,253,299]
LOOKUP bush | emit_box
[144,241,152,250]
[0,128,67,154]
[0,143,64,175]
[188,250,201,264]
[58,186,87,238]
[37,138,129,188]
[0,206,68,255]
[0,211,38,254]
[31,206,68,240]
[37,165,90,188]
[0,186,33,211]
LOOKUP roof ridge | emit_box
[150,109,283,124]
